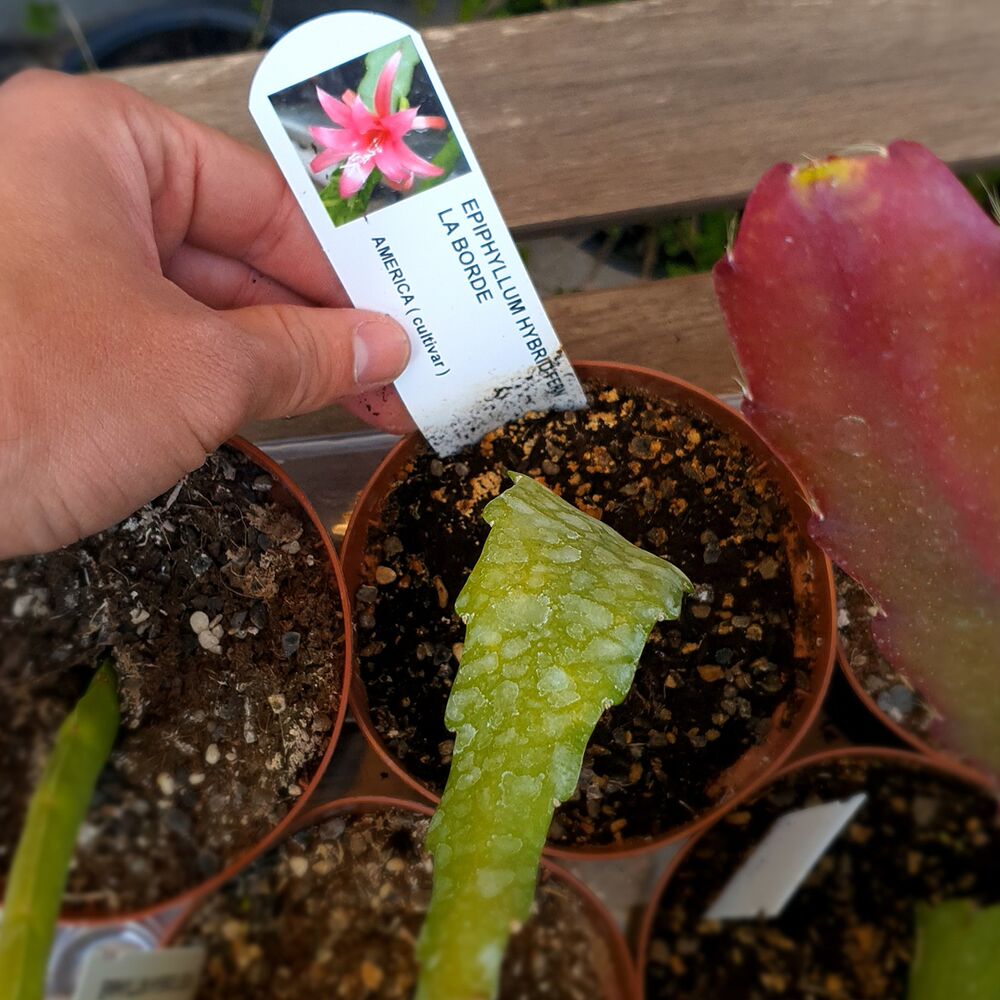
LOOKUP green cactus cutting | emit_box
[416,473,690,999]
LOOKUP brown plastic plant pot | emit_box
[835,635,988,787]
[42,437,353,927]
[833,566,996,781]
[636,745,998,1000]
[160,794,640,1000]
[340,361,837,859]
[837,636,934,755]
[832,566,938,757]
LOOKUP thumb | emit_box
[225,304,411,419]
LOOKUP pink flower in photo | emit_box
[309,50,447,199]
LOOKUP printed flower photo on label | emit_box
[269,37,471,227]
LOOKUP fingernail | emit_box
[353,318,411,389]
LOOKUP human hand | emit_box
[0,70,415,560]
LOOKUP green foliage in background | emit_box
[965,171,1000,222]
[599,210,738,281]
[23,1,59,36]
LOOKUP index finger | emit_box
[125,81,349,307]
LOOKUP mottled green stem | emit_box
[0,663,119,1000]
[416,473,690,999]
[909,900,1000,1000]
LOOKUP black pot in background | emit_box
[61,5,285,72]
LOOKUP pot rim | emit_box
[340,360,837,859]
[634,744,997,996]
[159,793,640,1000]
[836,634,941,751]
[52,436,353,927]
[835,644,989,793]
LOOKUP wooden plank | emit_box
[547,272,736,391]
[242,272,735,441]
[110,0,1000,234]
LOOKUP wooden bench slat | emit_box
[548,271,735,391]
[243,271,733,441]
[111,0,1000,234]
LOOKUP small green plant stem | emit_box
[0,662,119,1000]
[909,899,1000,1000]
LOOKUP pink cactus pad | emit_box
[714,141,1000,774]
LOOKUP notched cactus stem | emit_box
[416,473,690,999]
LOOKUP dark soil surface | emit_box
[0,447,344,917]
[836,569,936,745]
[355,381,824,847]
[180,808,617,999]
[645,755,1000,999]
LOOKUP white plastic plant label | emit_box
[249,12,586,454]
[703,792,867,921]
[71,946,205,1000]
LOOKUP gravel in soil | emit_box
[0,446,344,917]
[355,382,824,847]
[180,808,617,999]
[645,755,1000,999]
[836,568,936,744]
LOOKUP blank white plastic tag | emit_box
[249,12,585,454]
[703,793,866,921]
[72,946,205,1000]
